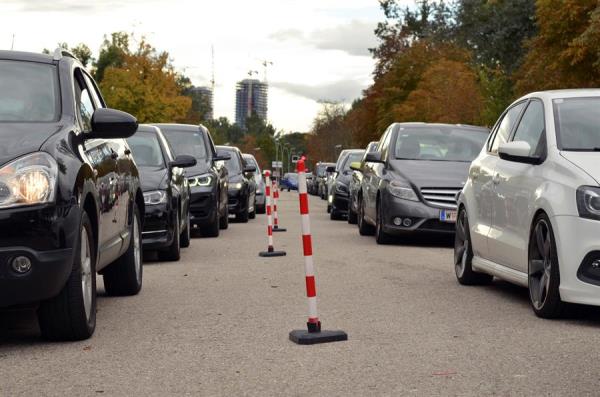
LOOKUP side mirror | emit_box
[326,166,336,173]
[365,152,384,163]
[169,155,197,169]
[498,141,541,165]
[349,161,362,171]
[213,151,231,162]
[244,165,257,173]
[89,108,138,139]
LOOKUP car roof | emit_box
[153,123,205,133]
[394,122,488,132]
[137,124,160,134]
[522,89,600,100]
[216,145,239,153]
[0,50,56,64]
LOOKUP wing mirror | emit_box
[349,161,362,171]
[364,152,384,163]
[498,141,542,165]
[213,151,231,162]
[326,166,336,173]
[244,165,257,173]
[88,108,138,139]
[169,155,197,169]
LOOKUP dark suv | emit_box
[158,124,229,237]
[216,146,257,222]
[0,49,144,341]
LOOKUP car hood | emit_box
[389,160,471,188]
[184,160,211,178]
[0,123,63,166]
[228,172,243,183]
[138,167,169,191]
[560,152,600,184]
[336,172,352,186]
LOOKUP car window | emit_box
[554,97,600,151]
[75,75,96,131]
[223,151,241,174]
[82,73,104,109]
[490,102,526,154]
[0,60,59,122]
[342,152,364,170]
[162,129,208,160]
[126,133,166,168]
[512,100,545,157]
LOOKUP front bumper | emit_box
[189,186,218,226]
[332,192,349,213]
[381,191,456,235]
[228,188,247,214]
[552,215,600,306]
[142,202,174,250]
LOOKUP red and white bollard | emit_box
[272,179,287,232]
[259,170,286,258]
[289,157,347,345]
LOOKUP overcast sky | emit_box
[0,1,411,132]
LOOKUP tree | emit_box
[99,40,191,123]
[306,102,350,163]
[42,42,94,67]
[94,32,129,82]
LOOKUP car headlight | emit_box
[388,180,419,201]
[189,174,212,187]
[577,186,600,220]
[0,152,58,209]
[144,190,167,205]
[231,182,243,190]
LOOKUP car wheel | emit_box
[103,205,143,296]
[528,214,565,318]
[454,207,493,285]
[159,211,181,261]
[38,211,96,341]
[327,204,331,214]
[249,197,256,219]
[330,208,340,220]
[238,203,250,223]
[202,209,221,237]
[358,195,375,236]
[219,203,229,230]
[348,197,358,224]
[375,198,394,244]
[256,204,266,214]
[180,211,191,248]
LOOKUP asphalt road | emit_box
[2,192,600,396]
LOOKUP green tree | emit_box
[94,32,129,82]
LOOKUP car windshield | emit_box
[0,61,59,122]
[316,164,327,177]
[341,152,364,171]
[223,151,241,174]
[162,129,208,160]
[127,133,165,168]
[554,97,600,151]
[394,126,488,162]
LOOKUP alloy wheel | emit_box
[80,228,93,321]
[133,216,142,285]
[529,220,553,310]
[454,210,469,278]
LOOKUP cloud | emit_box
[271,80,367,103]
[5,0,149,12]
[270,20,377,57]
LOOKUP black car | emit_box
[126,125,196,261]
[216,146,257,222]
[348,141,379,224]
[0,49,144,341]
[242,153,266,214]
[358,123,489,244]
[158,124,230,237]
[329,149,365,220]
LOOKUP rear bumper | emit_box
[381,192,456,235]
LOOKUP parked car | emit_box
[455,89,600,318]
[0,49,144,341]
[217,146,257,222]
[348,142,379,224]
[242,153,266,214]
[326,150,353,213]
[281,172,299,191]
[329,149,365,220]
[358,123,489,244]
[316,162,335,199]
[307,170,318,195]
[126,125,196,261]
[158,124,230,237]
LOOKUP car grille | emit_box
[420,187,461,209]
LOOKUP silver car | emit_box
[242,153,265,214]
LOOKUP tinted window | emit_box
[162,129,208,160]
[512,100,545,156]
[127,133,165,167]
[490,102,526,153]
[0,61,59,122]
[342,152,364,170]
[223,151,241,174]
[394,126,488,162]
[76,78,95,131]
[82,73,104,109]
[554,97,600,150]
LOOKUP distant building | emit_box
[190,86,214,121]
[235,79,268,130]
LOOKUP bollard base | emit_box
[259,250,286,257]
[272,227,287,232]
[289,329,348,345]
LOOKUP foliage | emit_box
[42,43,94,67]
[94,32,130,83]
[306,102,350,164]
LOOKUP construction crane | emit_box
[247,70,259,79]
[260,59,273,82]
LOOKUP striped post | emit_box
[289,157,347,344]
[272,179,286,232]
[259,170,286,258]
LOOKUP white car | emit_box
[455,89,600,318]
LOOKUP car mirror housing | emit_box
[349,161,362,171]
[89,108,138,139]
[170,155,197,169]
[498,141,541,165]
[365,152,384,163]
[326,166,336,173]
[244,165,257,173]
[213,151,231,162]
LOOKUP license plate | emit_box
[440,209,457,223]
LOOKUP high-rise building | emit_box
[190,86,214,121]
[235,79,268,130]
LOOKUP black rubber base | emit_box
[289,330,348,345]
[272,227,287,232]
[259,250,286,257]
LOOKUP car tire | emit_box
[256,204,266,214]
[327,204,331,214]
[159,211,181,262]
[348,197,358,224]
[528,213,565,318]
[219,203,229,231]
[375,198,394,244]
[454,207,493,285]
[249,198,256,219]
[238,203,250,223]
[103,206,143,296]
[38,211,96,341]
[203,210,221,237]
[180,211,191,248]
[358,195,375,236]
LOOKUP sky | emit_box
[0,1,409,132]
